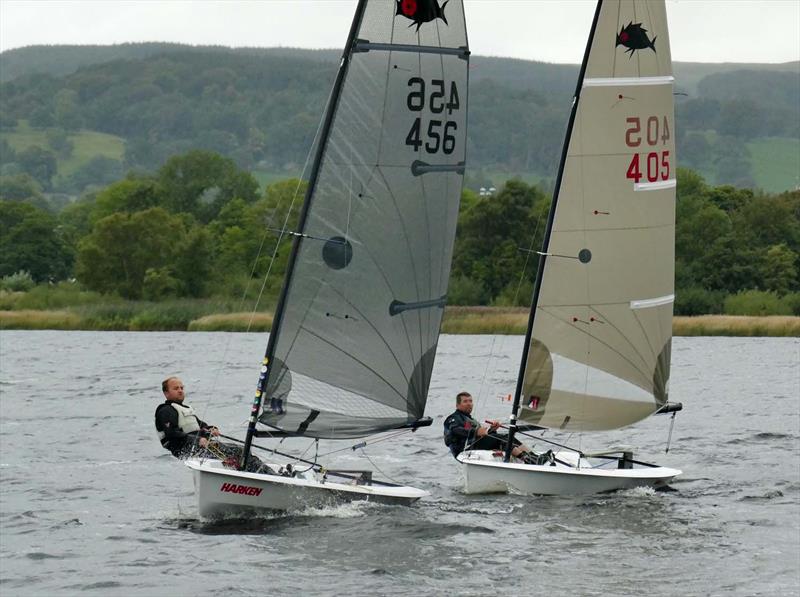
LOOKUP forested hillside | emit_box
[1,44,797,197]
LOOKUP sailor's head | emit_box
[162,377,185,402]
[456,391,473,414]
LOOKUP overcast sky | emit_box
[1,0,798,64]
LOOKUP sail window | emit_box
[322,236,353,269]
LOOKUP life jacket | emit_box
[156,401,201,444]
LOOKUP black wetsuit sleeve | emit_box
[448,413,476,439]
[155,405,188,444]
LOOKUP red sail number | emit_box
[626,150,670,183]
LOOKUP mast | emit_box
[504,0,604,462]
[240,0,369,469]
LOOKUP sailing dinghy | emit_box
[458,0,682,495]
[188,0,470,517]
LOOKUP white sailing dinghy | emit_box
[458,0,682,495]
[188,0,470,517]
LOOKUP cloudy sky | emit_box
[1,0,798,64]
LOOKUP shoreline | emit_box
[1,308,798,337]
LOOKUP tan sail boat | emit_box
[458,0,682,495]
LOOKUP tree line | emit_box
[1,149,797,315]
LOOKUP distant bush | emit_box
[13,282,109,310]
[723,290,792,316]
[492,279,534,307]
[446,275,490,306]
[0,270,35,292]
[675,287,725,315]
[781,292,800,316]
[129,300,222,331]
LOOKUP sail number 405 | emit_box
[625,116,670,183]
[405,77,460,155]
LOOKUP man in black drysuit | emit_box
[443,391,540,461]
[155,376,271,473]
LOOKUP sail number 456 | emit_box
[625,116,670,183]
[405,78,460,155]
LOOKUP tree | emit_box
[0,201,73,282]
[0,174,43,201]
[53,89,84,130]
[46,128,74,159]
[75,207,212,299]
[65,155,124,193]
[16,145,57,190]
[156,150,259,223]
[17,145,57,189]
[172,226,213,298]
[762,244,799,294]
[75,207,184,298]
[89,176,159,223]
[452,180,549,302]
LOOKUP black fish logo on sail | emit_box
[395,0,449,31]
[616,22,656,56]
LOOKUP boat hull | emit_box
[457,450,680,495]
[185,459,428,518]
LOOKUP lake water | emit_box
[0,331,798,596]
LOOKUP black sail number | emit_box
[407,77,425,111]
[404,78,460,154]
[430,80,445,113]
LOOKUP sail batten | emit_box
[517,0,675,433]
[354,40,469,57]
[257,0,469,440]
[583,75,674,86]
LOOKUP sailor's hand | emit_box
[476,426,488,438]
[487,419,501,430]
[198,437,209,448]
[208,426,220,437]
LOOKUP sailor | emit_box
[155,377,274,474]
[155,377,220,458]
[443,391,531,460]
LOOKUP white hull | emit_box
[185,459,428,518]
[457,450,680,495]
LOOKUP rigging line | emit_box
[373,4,397,172]
[430,0,449,357]
[201,70,335,421]
[317,428,412,458]
[412,32,428,369]
[476,333,499,413]
[357,448,403,486]
[198,190,295,421]
[613,0,620,75]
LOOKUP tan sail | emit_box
[519,0,675,432]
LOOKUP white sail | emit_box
[519,0,675,432]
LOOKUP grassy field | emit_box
[747,137,800,193]
[2,306,797,337]
[252,169,302,190]
[3,120,126,176]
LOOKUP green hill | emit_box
[1,44,797,195]
[4,120,124,176]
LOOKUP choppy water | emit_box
[0,331,798,596]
